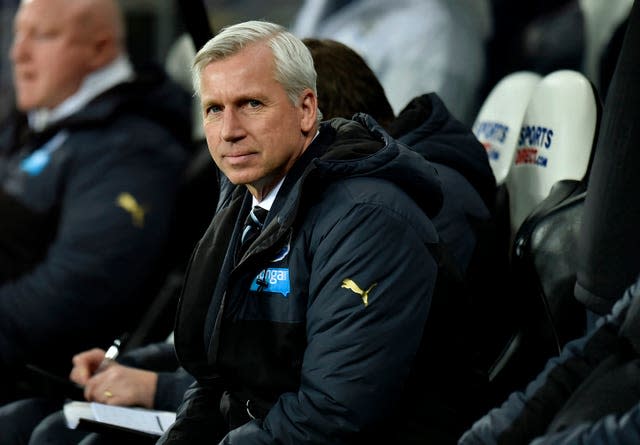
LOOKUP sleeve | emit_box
[459,280,640,445]
[113,341,194,412]
[0,134,185,370]
[118,342,179,372]
[220,200,440,444]
[528,401,640,445]
[157,380,226,445]
[154,367,196,412]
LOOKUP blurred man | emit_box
[0,0,190,402]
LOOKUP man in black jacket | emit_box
[158,20,482,444]
[0,0,190,401]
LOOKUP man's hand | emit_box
[69,348,107,385]
[83,364,159,408]
[69,347,159,408]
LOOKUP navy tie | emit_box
[237,205,268,261]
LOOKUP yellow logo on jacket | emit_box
[341,278,377,307]
[116,192,146,228]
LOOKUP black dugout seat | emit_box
[485,70,602,402]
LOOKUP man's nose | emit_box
[220,108,246,142]
[10,33,29,63]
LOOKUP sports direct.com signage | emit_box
[514,125,555,167]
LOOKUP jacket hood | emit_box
[218,114,444,248]
[307,113,443,218]
[389,93,496,209]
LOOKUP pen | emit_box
[96,334,127,373]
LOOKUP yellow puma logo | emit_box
[341,278,377,307]
[116,192,146,228]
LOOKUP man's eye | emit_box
[33,29,57,40]
[248,99,261,108]
[206,105,221,115]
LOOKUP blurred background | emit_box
[0,0,303,125]
[0,0,633,125]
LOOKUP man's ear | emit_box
[299,89,318,133]
[87,34,119,70]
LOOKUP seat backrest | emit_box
[576,0,640,318]
[505,69,600,238]
[473,71,542,186]
[487,180,589,402]
[484,72,602,401]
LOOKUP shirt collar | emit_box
[28,55,134,132]
[252,178,285,211]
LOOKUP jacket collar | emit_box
[28,55,134,132]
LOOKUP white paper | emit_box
[63,401,94,429]
[63,401,176,436]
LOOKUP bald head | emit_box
[65,0,126,60]
[12,0,128,110]
[20,0,125,56]
[74,0,125,47]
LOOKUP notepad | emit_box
[63,401,176,437]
